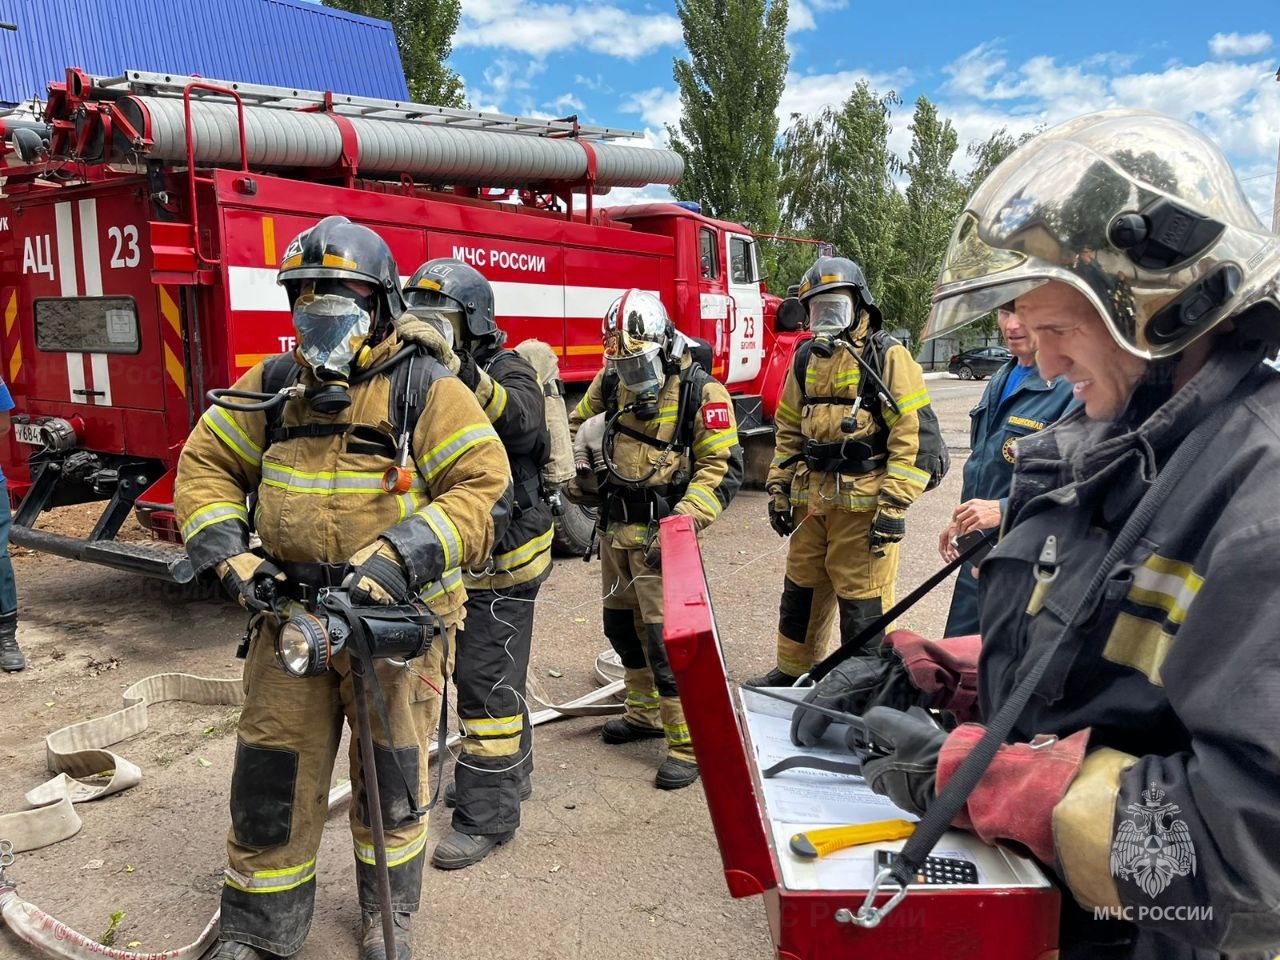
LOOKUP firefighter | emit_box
[793,111,1280,959]
[399,258,551,870]
[568,290,743,789]
[177,217,510,960]
[747,257,942,687]
[0,371,21,672]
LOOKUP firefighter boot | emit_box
[430,828,516,870]
[0,611,24,673]
[743,667,796,688]
[654,696,699,790]
[198,940,274,960]
[602,666,664,743]
[360,911,413,960]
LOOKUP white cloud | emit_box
[544,93,586,116]
[1209,31,1272,58]
[456,0,681,59]
[620,86,682,131]
[778,67,913,122]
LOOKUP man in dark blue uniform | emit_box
[939,303,1073,636]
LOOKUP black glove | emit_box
[768,489,794,537]
[456,350,481,390]
[217,552,285,612]
[869,503,907,553]
[345,541,413,606]
[859,705,947,817]
[791,655,899,746]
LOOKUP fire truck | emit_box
[0,68,807,584]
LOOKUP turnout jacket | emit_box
[977,346,1280,959]
[464,344,554,590]
[176,333,509,619]
[569,354,743,549]
[767,322,936,514]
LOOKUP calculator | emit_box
[875,849,979,885]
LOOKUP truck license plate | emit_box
[14,423,44,446]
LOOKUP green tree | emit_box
[773,82,903,298]
[323,0,467,107]
[882,96,964,343]
[667,0,789,238]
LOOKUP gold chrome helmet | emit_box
[924,110,1280,358]
[602,289,673,394]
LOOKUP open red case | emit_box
[659,514,1060,960]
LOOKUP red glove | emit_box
[936,723,1090,864]
[884,630,982,722]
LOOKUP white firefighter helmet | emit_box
[602,289,673,393]
[924,110,1280,359]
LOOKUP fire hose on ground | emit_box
[0,652,624,959]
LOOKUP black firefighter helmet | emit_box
[797,256,883,330]
[277,215,407,330]
[403,258,501,348]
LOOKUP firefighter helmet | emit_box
[797,256,883,331]
[602,290,673,394]
[924,109,1280,358]
[403,259,500,348]
[277,216,407,326]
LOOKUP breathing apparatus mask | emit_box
[602,289,674,421]
[807,291,855,358]
[276,586,437,679]
[290,280,378,413]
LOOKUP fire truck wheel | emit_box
[552,500,597,558]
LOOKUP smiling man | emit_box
[791,110,1280,960]
[938,302,1073,636]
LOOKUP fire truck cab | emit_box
[0,68,805,583]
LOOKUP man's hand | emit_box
[859,706,947,817]
[938,520,959,562]
[345,540,412,606]
[216,552,286,612]
[869,502,907,553]
[768,488,794,537]
[455,350,481,390]
[952,498,1001,537]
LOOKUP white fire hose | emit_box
[1,662,623,959]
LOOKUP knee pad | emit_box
[603,607,647,668]
[778,578,816,643]
[230,739,299,848]
[837,596,884,653]
[359,742,422,831]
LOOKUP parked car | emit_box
[948,346,1013,380]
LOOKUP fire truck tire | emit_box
[552,499,597,558]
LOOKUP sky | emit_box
[441,0,1280,222]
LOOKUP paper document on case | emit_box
[740,688,915,826]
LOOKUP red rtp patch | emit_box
[702,402,731,430]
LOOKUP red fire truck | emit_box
[0,68,806,583]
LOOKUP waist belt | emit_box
[779,436,887,474]
[602,483,681,524]
[275,559,348,598]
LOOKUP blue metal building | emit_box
[0,0,409,108]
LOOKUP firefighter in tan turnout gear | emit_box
[747,257,943,687]
[400,258,553,870]
[176,217,509,960]
[569,290,743,789]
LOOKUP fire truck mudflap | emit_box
[658,513,1060,960]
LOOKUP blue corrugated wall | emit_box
[0,0,409,107]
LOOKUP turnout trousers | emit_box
[773,509,899,678]
[451,578,540,837]
[217,616,450,956]
[599,540,694,763]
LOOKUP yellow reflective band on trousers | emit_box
[353,829,429,869]
[204,405,264,467]
[460,713,524,757]
[181,500,249,542]
[418,424,501,482]
[223,858,317,895]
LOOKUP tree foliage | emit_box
[323,0,467,108]
[668,0,789,237]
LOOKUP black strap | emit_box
[270,422,349,443]
[875,395,1237,905]
[806,530,996,685]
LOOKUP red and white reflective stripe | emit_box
[52,199,112,406]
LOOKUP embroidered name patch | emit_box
[703,403,731,430]
[1007,415,1046,430]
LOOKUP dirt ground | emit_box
[0,378,985,960]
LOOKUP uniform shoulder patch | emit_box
[702,402,731,430]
